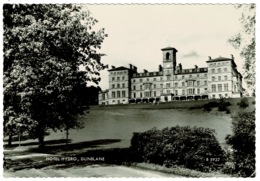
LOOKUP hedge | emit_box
[130,126,226,172]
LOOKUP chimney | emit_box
[208,56,211,60]
[231,54,234,60]
[158,64,162,72]
[194,65,198,69]
[129,64,133,69]
[133,66,137,72]
[143,69,148,73]
[111,65,115,69]
[179,63,182,71]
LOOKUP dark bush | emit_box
[237,98,249,109]
[225,111,255,177]
[203,99,231,112]
[226,108,231,114]
[130,126,226,172]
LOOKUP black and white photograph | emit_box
[1,0,257,178]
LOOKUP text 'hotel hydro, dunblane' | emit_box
[98,47,243,105]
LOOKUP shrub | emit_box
[237,98,249,109]
[218,98,231,112]
[226,108,231,114]
[225,111,255,177]
[130,126,226,172]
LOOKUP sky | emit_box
[83,4,246,90]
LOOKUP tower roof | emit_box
[161,47,178,52]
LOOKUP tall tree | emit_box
[3,4,107,147]
[228,4,256,93]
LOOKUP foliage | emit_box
[237,97,249,109]
[225,111,255,177]
[228,4,255,91]
[3,4,107,147]
[130,126,226,172]
[203,99,231,112]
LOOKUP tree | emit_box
[3,4,107,147]
[225,111,255,177]
[228,4,256,93]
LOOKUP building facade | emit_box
[99,47,243,105]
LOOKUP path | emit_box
[4,164,180,177]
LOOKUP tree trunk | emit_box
[8,133,12,146]
[38,135,45,149]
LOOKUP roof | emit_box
[206,56,237,67]
[161,47,178,52]
[176,67,208,74]
[108,66,129,72]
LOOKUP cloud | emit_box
[181,51,200,58]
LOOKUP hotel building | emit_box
[98,47,243,105]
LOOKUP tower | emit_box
[161,47,178,98]
[161,47,178,74]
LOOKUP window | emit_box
[133,93,136,98]
[140,85,143,90]
[133,79,135,83]
[212,84,216,92]
[117,91,121,98]
[140,79,142,82]
[122,76,125,81]
[218,76,221,81]
[189,74,192,78]
[154,84,156,88]
[166,83,171,88]
[140,92,143,98]
[166,52,170,60]
[167,90,171,94]
[187,81,193,86]
[234,85,237,92]
[117,84,120,88]
[154,91,156,97]
[154,78,156,81]
[182,75,185,79]
[204,80,207,86]
[182,90,185,95]
[218,68,221,73]
[225,93,228,97]
[218,84,222,92]
[133,85,136,90]
[197,81,200,86]
[175,90,178,96]
[167,70,170,75]
[122,91,126,97]
[212,69,215,73]
[160,77,163,81]
[112,91,115,98]
[197,89,200,94]
[117,77,120,81]
[204,74,207,78]
[112,77,115,81]
[224,68,227,72]
[160,84,163,88]
[122,83,125,88]
[197,74,199,78]
[224,83,228,91]
[212,94,215,98]
[182,82,185,87]
[224,75,228,80]
[187,88,195,95]
[147,78,149,81]
[175,83,178,87]
[102,93,105,100]
[145,92,150,97]
[212,76,215,82]
[167,76,170,81]
[219,94,222,98]
[112,84,115,89]
[145,84,150,89]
